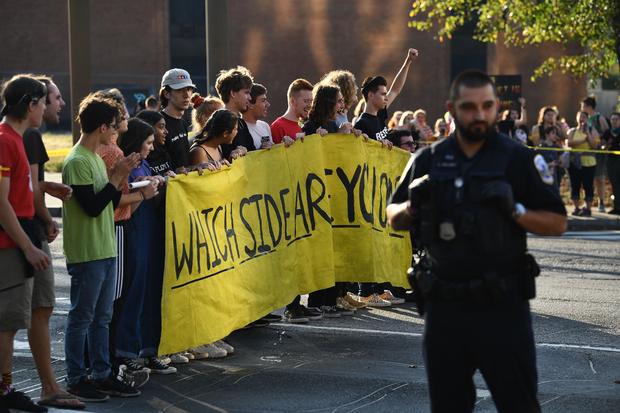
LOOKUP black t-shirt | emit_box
[161,111,190,169]
[602,129,620,151]
[147,145,174,175]
[222,117,257,159]
[391,133,567,216]
[302,119,339,135]
[354,112,389,141]
[23,128,49,182]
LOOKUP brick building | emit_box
[1,0,598,131]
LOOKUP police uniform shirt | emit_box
[391,132,566,218]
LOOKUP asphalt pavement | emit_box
[9,220,620,413]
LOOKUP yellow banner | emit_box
[160,134,412,354]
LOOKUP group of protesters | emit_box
[1,43,619,411]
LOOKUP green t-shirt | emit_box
[62,144,116,264]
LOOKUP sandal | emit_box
[38,393,86,410]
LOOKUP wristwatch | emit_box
[512,203,526,220]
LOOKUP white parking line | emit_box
[273,324,620,353]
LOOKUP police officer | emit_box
[387,70,567,413]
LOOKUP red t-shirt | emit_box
[0,123,35,249]
[270,116,302,144]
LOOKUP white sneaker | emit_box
[379,290,405,305]
[158,356,172,365]
[198,343,227,358]
[190,347,209,360]
[169,353,190,364]
[183,351,195,360]
[214,340,235,355]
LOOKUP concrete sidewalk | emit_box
[44,172,620,231]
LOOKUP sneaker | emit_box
[580,208,592,217]
[119,357,151,374]
[598,203,606,212]
[344,293,368,309]
[379,290,405,305]
[145,357,178,374]
[67,379,110,402]
[169,352,190,364]
[300,306,323,320]
[120,365,150,389]
[283,307,309,323]
[96,371,141,398]
[608,208,620,215]
[214,339,235,355]
[196,343,227,359]
[189,346,209,360]
[1,388,49,411]
[183,351,195,360]
[336,297,357,314]
[572,207,581,216]
[262,313,283,322]
[360,293,392,307]
[320,306,342,318]
[158,355,172,365]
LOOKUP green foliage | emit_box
[409,0,620,82]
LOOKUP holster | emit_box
[520,253,540,299]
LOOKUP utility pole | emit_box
[68,0,91,143]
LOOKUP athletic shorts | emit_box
[0,248,34,331]
[32,241,55,309]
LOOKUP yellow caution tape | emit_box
[526,146,620,155]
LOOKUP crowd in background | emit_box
[1,45,619,411]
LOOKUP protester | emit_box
[433,118,449,140]
[21,76,85,410]
[412,109,434,141]
[270,78,313,145]
[581,96,610,212]
[537,126,564,193]
[215,66,256,157]
[190,109,240,165]
[159,68,196,170]
[0,74,53,413]
[190,94,224,136]
[387,110,403,129]
[567,111,600,216]
[354,48,419,144]
[62,92,142,401]
[244,83,273,150]
[602,112,620,215]
[302,84,354,136]
[530,106,563,146]
[136,110,173,176]
[319,70,359,126]
[386,129,417,153]
[114,119,174,374]
[397,110,414,130]
[498,97,528,139]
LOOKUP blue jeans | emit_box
[65,257,116,385]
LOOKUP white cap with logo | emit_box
[161,68,196,90]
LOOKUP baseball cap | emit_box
[161,68,196,90]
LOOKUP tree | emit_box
[408,0,620,82]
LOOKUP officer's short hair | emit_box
[449,70,496,101]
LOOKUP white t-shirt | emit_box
[246,120,273,149]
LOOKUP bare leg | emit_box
[0,330,17,390]
[27,306,60,396]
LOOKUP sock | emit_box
[0,372,12,395]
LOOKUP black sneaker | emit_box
[1,389,48,412]
[580,208,592,217]
[96,369,141,398]
[120,365,150,388]
[262,313,282,322]
[67,379,110,402]
[145,357,178,375]
[300,306,323,320]
[609,208,620,215]
[119,357,151,374]
[283,307,309,323]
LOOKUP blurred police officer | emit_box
[387,70,567,413]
